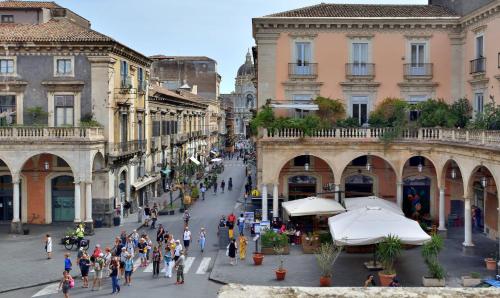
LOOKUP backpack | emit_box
[94,258,103,271]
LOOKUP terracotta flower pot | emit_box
[275,269,287,280]
[253,253,264,265]
[485,258,497,270]
[319,276,331,287]
[378,272,396,287]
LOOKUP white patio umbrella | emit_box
[328,206,430,246]
[344,196,404,215]
[282,197,345,217]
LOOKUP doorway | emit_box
[51,176,75,222]
[0,175,13,221]
[345,175,373,198]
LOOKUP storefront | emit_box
[51,176,75,222]
[0,175,13,221]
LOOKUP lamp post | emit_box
[480,176,488,188]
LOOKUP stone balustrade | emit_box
[0,126,105,142]
[263,127,500,147]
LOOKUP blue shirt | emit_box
[124,259,133,272]
[64,258,72,270]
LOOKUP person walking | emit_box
[183,227,192,255]
[137,238,147,267]
[44,233,52,259]
[103,247,112,276]
[131,230,139,249]
[152,246,162,278]
[164,246,173,278]
[228,177,233,191]
[151,204,158,229]
[91,253,104,291]
[199,228,207,253]
[174,240,182,262]
[221,180,226,193]
[213,180,218,195]
[175,250,186,285]
[124,254,134,286]
[109,257,121,294]
[200,185,207,200]
[227,238,237,265]
[238,232,248,260]
[119,247,127,278]
[156,225,166,247]
[64,253,72,273]
[58,271,73,298]
[79,253,91,288]
[125,238,134,258]
[238,213,245,233]
[183,210,191,227]
[144,205,151,227]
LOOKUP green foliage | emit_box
[416,99,457,128]
[450,98,472,128]
[377,234,403,275]
[369,98,408,128]
[319,232,333,244]
[315,243,343,277]
[314,96,346,126]
[191,186,199,198]
[26,106,48,125]
[470,272,481,279]
[336,117,360,128]
[261,229,288,248]
[422,234,445,280]
[250,105,275,135]
[80,113,102,127]
[468,103,500,130]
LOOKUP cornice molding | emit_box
[460,2,500,29]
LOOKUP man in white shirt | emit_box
[174,240,183,261]
[183,227,192,255]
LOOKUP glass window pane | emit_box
[56,108,64,126]
[66,107,73,125]
[361,104,367,124]
[353,104,359,119]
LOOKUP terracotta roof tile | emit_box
[0,1,60,9]
[265,3,459,18]
[0,18,112,42]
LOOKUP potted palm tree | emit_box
[377,235,402,286]
[315,243,342,287]
[422,234,446,287]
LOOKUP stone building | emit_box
[0,1,152,230]
[252,0,500,254]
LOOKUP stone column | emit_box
[261,184,268,222]
[10,176,22,233]
[272,183,279,219]
[74,182,82,222]
[396,181,403,210]
[334,184,340,202]
[85,183,92,222]
[255,33,280,107]
[438,187,446,231]
[463,197,474,247]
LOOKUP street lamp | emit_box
[417,163,423,173]
[44,161,49,171]
[450,168,457,179]
[366,162,372,172]
[480,176,488,188]
[304,163,309,171]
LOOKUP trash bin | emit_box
[113,216,121,226]
[137,207,143,224]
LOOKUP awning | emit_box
[344,196,404,216]
[189,156,201,165]
[282,197,345,217]
[132,175,161,191]
[270,103,319,111]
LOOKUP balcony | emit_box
[288,63,318,79]
[470,58,486,74]
[0,127,104,143]
[263,127,500,148]
[138,80,147,93]
[108,140,143,157]
[403,63,433,80]
[345,63,375,80]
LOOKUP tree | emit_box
[450,98,472,128]
[314,96,346,127]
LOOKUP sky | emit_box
[56,0,427,93]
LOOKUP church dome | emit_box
[237,51,255,77]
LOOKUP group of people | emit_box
[218,212,248,265]
[57,223,208,296]
[210,178,233,194]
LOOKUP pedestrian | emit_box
[238,213,245,233]
[120,230,127,246]
[103,247,112,276]
[76,247,85,265]
[174,240,182,262]
[201,185,207,200]
[137,238,147,267]
[113,237,123,257]
[152,246,162,277]
[213,180,218,195]
[64,253,72,273]
[183,226,192,255]
[164,246,173,278]
[238,232,248,260]
[175,250,186,285]
[144,205,151,227]
[91,244,102,262]
[58,271,73,298]
[131,229,139,249]
[221,180,226,193]
[125,237,134,258]
[364,274,376,287]
[44,233,52,259]
[119,247,127,278]
[183,209,191,226]
[157,225,166,246]
[227,220,234,240]
[199,227,207,253]
[91,253,104,291]
[124,254,134,286]
[79,253,90,288]
[227,238,237,265]
[151,204,158,229]
[109,257,121,294]
[228,177,233,191]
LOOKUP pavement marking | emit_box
[32,283,59,297]
[195,257,211,274]
[143,263,153,273]
[184,257,195,273]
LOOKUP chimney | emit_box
[179,79,191,91]
[191,85,198,95]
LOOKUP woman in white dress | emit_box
[45,234,52,259]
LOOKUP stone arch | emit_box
[441,158,466,196]
[399,153,439,185]
[465,164,500,199]
[91,152,107,205]
[18,152,77,178]
[0,154,14,176]
[337,152,399,180]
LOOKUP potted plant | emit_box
[253,251,264,265]
[191,186,200,200]
[484,253,497,270]
[302,232,320,254]
[422,234,446,287]
[315,243,342,287]
[261,229,289,255]
[377,234,402,286]
[461,272,481,287]
[274,244,287,280]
